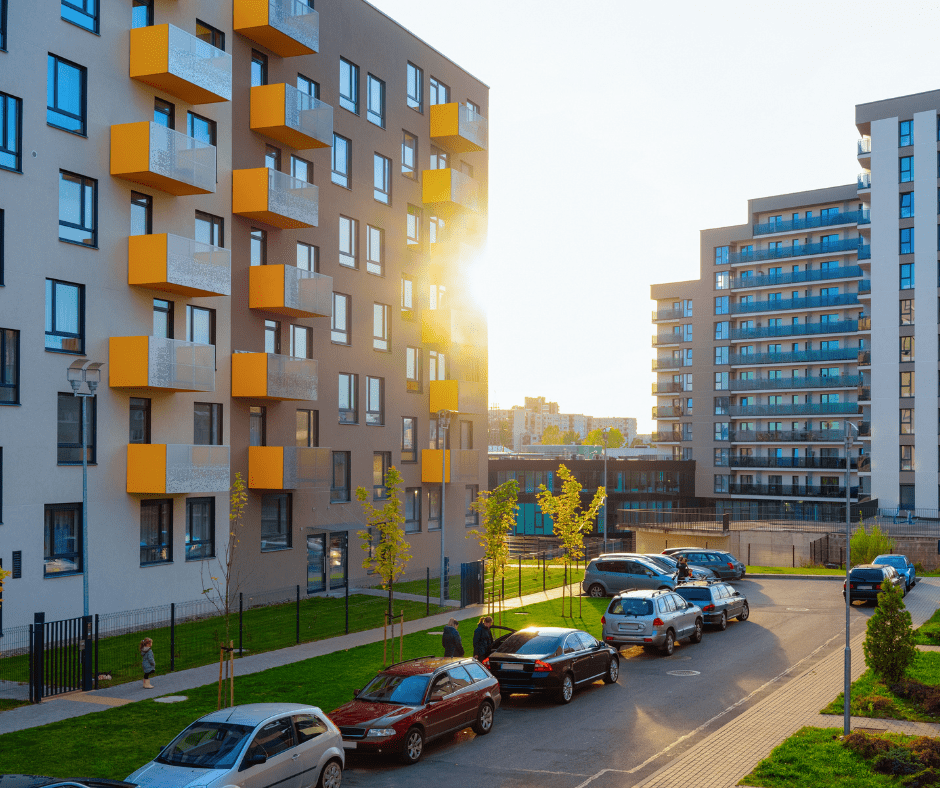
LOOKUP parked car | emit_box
[844,563,905,603]
[582,554,679,597]
[0,780,137,788]
[602,589,704,656]
[872,554,917,591]
[673,581,749,629]
[330,656,500,764]
[126,703,344,788]
[664,549,746,580]
[644,553,716,581]
[484,627,619,704]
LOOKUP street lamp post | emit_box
[602,429,609,553]
[843,419,859,736]
[66,359,104,618]
[438,409,453,608]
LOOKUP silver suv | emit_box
[582,555,678,597]
[602,589,704,656]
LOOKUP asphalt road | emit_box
[342,576,890,788]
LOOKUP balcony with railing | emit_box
[858,280,871,294]
[858,315,871,331]
[728,482,855,499]
[421,449,480,483]
[730,319,857,341]
[858,421,871,437]
[652,307,685,322]
[729,374,862,392]
[130,24,232,104]
[232,352,317,400]
[730,265,861,290]
[730,428,846,442]
[430,102,487,153]
[421,309,487,351]
[249,265,331,318]
[233,167,318,229]
[111,122,216,195]
[128,233,230,297]
[109,336,215,392]
[729,455,857,470]
[730,293,859,315]
[248,446,331,489]
[652,357,682,371]
[652,431,682,443]
[858,349,871,366]
[729,402,858,418]
[422,168,482,214]
[127,444,230,494]
[653,405,684,419]
[858,455,871,473]
[654,330,685,345]
[858,246,871,260]
[429,379,487,415]
[858,385,871,402]
[234,0,319,57]
[752,210,870,237]
[730,347,861,365]
[250,83,332,149]
[858,138,871,155]
[653,381,684,394]
[729,237,862,264]
[858,172,871,189]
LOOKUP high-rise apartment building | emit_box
[0,0,488,626]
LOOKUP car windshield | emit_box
[157,721,255,769]
[875,556,906,568]
[358,673,430,705]
[609,598,653,616]
[649,555,677,570]
[497,632,561,656]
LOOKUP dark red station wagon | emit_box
[329,656,501,764]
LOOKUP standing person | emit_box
[442,617,464,657]
[140,637,156,689]
[676,555,690,581]
[473,616,494,661]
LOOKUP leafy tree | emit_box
[467,479,520,616]
[630,437,648,448]
[0,567,9,610]
[863,581,917,684]
[497,419,513,448]
[561,429,580,445]
[537,464,605,617]
[585,427,625,449]
[851,523,894,566]
[541,425,563,444]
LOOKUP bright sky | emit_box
[374,0,940,431]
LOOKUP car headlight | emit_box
[367,728,397,738]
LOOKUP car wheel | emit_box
[660,630,676,656]
[717,611,727,631]
[587,584,605,598]
[737,602,750,622]
[317,758,343,788]
[472,700,494,735]
[603,656,620,684]
[401,727,425,765]
[557,673,575,704]
[690,618,703,644]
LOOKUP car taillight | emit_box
[874,583,881,591]
[533,660,552,672]
[653,617,665,627]
[601,615,606,625]
[482,657,490,666]
[727,562,734,570]
[702,604,715,612]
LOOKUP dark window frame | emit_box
[331,133,351,188]
[0,327,18,405]
[261,492,292,551]
[338,372,358,424]
[373,153,391,204]
[250,227,267,266]
[185,497,215,560]
[401,131,417,179]
[251,50,268,87]
[195,210,224,247]
[129,396,152,444]
[187,111,217,146]
[57,391,96,465]
[61,0,98,34]
[331,451,350,503]
[195,18,225,51]
[373,302,390,352]
[331,292,350,345]
[131,191,153,236]
[154,97,175,129]
[402,416,417,463]
[406,62,423,112]
[373,451,391,499]
[140,498,173,565]
[47,54,87,135]
[153,298,174,339]
[366,73,385,128]
[405,487,421,533]
[264,319,281,354]
[338,214,357,268]
[45,278,85,354]
[465,485,480,527]
[339,57,359,114]
[58,171,97,247]
[249,405,267,447]
[0,92,22,173]
[193,401,223,446]
[296,408,318,448]
[44,502,83,576]
[186,304,216,347]
[366,376,384,426]
[131,0,153,29]
[366,224,383,276]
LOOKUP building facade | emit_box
[0,0,488,627]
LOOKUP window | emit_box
[140,500,172,565]
[186,305,215,347]
[0,328,18,404]
[367,74,385,127]
[430,283,446,310]
[714,423,729,441]
[331,451,350,503]
[194,402,222,445]
[296,241,318,272]
[429,350,446,381]
[430,145,448,170]
[374,153,391,204]
[130,397,151,443]
[407,62,423,111]
[407,205,421,245]
[251,50,268,87]
[154,98,174,128]
[62,0,97,33]
[250,228,267,266]
[465,486,479,527]
[900,227,914,254]
[714,246,729,265]
[715,372,728,390]
[185,498,215,560]
[0,0,5,50]
[153,299,173,338]
[339,373,358,424]
[714,475,729,494]
[265,144,281,171]
[195,211,223,247]
[402,417,417,462]
[715,346,728,365]
[331,133,351,188]
[373,452,390,498]
[261,494,291,551]
[331,293,350,345]
[901,445,914,471]
[131,192,153,236]
[460,420,473,449]
[48,55,86,134]
[339,215,357,268]
[187,113,217,151]
[429,77,449,106]
[366,376,384,425]
[366,225,383,275]
[900,371,914,398]
[900,336,915,362]
[338,57,360,112]
[901,263,915,289]
[900,120,913,147]
[297,74,319,99]
[900,191,914,218]
[406,347,421,389]
[59,171,97,247]
[900,408,914,435]
[401,277,414,314]
[714,321,729,340]
[0,92,21,172]
[132,0,153,28]
[291,154,311,184]
[405,488,421,533]
[402,132,417,178]
[373,303,390,351]
[45,279,84,353]
[0,209,3,286]
[249,406,266,447]
[901,299,914,325]
[714,271,729,290]
[900,156,913,183]
[289,325,312,359]
[429,415,449,449]
[428,487,441,530]
[44,503,82,575]
[195,19,224,50]
[57,392,95,464]
[296,409,318,447]
[715,296,729,315]
[265,319,281,354]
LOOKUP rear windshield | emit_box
[875,556,905,568]
[609,598,653,616]
[497,632,561,656]
[675,588,711,601]
[852,569,887,582]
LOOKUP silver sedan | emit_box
[127,703,344,788]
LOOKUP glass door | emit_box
[329,533,347,590]
[306,533,326,593]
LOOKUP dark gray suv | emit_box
[673,581,749,629]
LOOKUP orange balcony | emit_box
[421,308,487,351]
[422,168,482,215]
[234,0,319,57]
[111,122,216,196]
[429,380,487,415]
[109,336,215,392]
[232,352,317,400]
[233,168,318,229]
[128,233,230,297]
[130,24,232,104]
[127,444,230,494]
[421,449,480,484]
[430,103,487,153]
[249,265,331,318]
[250,83,332,149]
[248,446,331,490]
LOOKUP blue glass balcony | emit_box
[857,138,871,155]
[729,374,862,392]
[730,320,857,340]
[652,431,681,442]
[654,330,686,345]
[729,237,862,264]
[729,402,859,418]
[730,265,861,290]
[729,455,857,470]
[858,172,871,189]
[730,347,860,365]
[652,358,683,371]
[730,428,845,442]
[730,293,859,315]
[752,210,870,236]
[653,405,684,418]
[653,381,684,394]
[728,482,855,499]
[858,246,871,260]
[858,280,871,293]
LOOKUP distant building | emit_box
[488,399,638,452]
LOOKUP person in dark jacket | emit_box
[473,616,494,660]
[676,555,690,581]
[442,618,464,657]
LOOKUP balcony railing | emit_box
[248,446,331,490]
[111,122,216,195]
[858,280,871,293]
[128,233,230,297]
[730,347,860,365]
[127,444,230,494]
[109,336,215,392]
[653,381,684,394]
[729,455,857,470]
[250,83,332,150]
[429,379,487,416]
[652,358,683,371]
[130,24,232,104]
[858,138,871,155]
[858,456,871,472]
[752,211,870,237]
[249,265,331,318]
[728,482,855,499]
[430,102,487,153]
[858,385,871,401]
[233,167,318,229]
[729,402,859,418]
[421,449,481,483]
[858,315,871,331]
[858,421,871,437]
[654,331,686,345]
[858,350,871,365]
[858,246,871,260]
[730,429,846,442]
[422,168,482,214]
[231,352,317,400]
[858,172,871,189]
[730,293,859,314]
[730,320,857,340]
[234,0,319,57]
[652,307,685,322]
[652,432,682,442]
[730,265,861,289]
[653,406,684,419]
[729,237,862,264]
[730,374,862,392]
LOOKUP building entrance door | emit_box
[307,532,348,593]
[307,534,326,593]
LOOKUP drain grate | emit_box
[666,670,701,677]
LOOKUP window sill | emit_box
[59,237,98,250]
[261,546,293,553]
[46,122,87,138]
[58,462,97,467]
[45,347,86,356]
[0,164,22,175]
[185,555,216,562]
[44,570,83,579]
[331,341,351,347]
[140,560,173,568]
[330,498,351,505]
[0,401,21,406]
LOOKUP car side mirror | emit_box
[353,688,360,698]
[247,752,267,767]
[428,695,442,703]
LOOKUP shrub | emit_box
[891,679,931,704]
[851,523,895,565]
[864,581,917,684]
[911,737,940,769]
[873,746,922,775]
[842,730,893,758]
[921,688,940,717]
[902,768,939,787]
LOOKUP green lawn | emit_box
[391,565,576,602]
[0,596,609,779]
[747,566,846,576]
[914,606,940,646]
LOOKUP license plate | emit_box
[856,584,870,590]
[501,663,524,671]
[619,623,641,631]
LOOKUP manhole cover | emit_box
[666,670,701,677]
[154,696,188,703]
[787,607,809,611]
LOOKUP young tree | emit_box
[0,567,9,611]
[863,581,917,684]
[851,523,894,566]
[561,429,581,445]
[356,466,412,647]
[467,479,520,615]
[537,464,605,617]
[497,419,513,448]
[584,427,625,449]
[541,425,563,445]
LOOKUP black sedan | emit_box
[483,627,619,704]
[0,779,137,788]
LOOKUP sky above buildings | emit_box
[375,0,940,430]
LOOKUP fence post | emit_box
[426,567,430,616]
[792,545,795,568]
[344,579,349,635]
[169,603,175,672]
[518,555,522,600]
[81,615,93,691]
[93,614,99,689]
[238,593,243,656]
[542,553,546,592]
[296,585,301,645]
[747,543,751,565]
[31,612,45,704]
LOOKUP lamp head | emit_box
[67,359,88,393]
[85,362,104,393]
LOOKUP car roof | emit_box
[382,656,480,676]
[851,564,888,571]
[675,580,721,588]
[873,554,907,561]
[199,703,322,726]
[613,589,674,600]
[504,627,582,637]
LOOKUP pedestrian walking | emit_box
[676,555,690,581]
[442,617,464,657]
[140,637,156,689]
[473,615,494,661]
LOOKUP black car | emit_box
[484,627,619,704]
[844,564,904,603]
[0,779,137,788]
[673,581,749,629]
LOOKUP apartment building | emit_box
[488,399,638,451]
[0,0,488,627]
